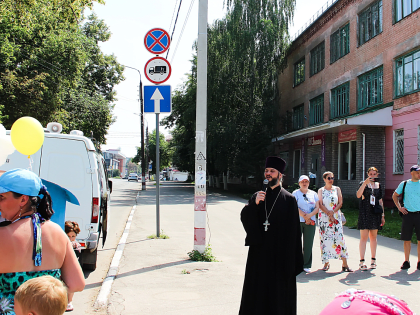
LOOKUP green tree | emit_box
[147,130,172,174]
[163,0,294,183]
[0,1,124,146]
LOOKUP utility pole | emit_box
[193,0,208,254]
[124,65,146,191]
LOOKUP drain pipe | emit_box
[362,133,366,177]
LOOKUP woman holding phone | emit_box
[356,167,385,270]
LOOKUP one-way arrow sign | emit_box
[151,88,164,113]
[144,85,171,114]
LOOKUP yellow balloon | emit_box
[11,117,45,156]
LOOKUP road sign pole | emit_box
[193,0,208,254]
[156,113,160,238]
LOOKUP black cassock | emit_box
[239,185,303,315]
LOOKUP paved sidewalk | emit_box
[107,182,420,314]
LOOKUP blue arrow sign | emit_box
[144,85,171,113]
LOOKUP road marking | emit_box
[94,205,137,309]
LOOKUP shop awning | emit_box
[272,104,392,142]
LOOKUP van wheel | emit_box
[82,248,98,271]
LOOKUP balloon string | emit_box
[28,155,33,171]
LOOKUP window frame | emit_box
[393,129,404,174]
[310,41,325,76]
[395,48,420,97]
[293,58,305,87]
[357,66,384,110]
[330,82,350,119]
[292,104,304,130]
[394,0,420,23]
[330,23,350,64]
[293,149,301,178]
[358,0,383,46]
[338,140,357,180]
[309,94,324,126]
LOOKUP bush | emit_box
[112,169,120,177]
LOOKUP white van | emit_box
[0,125,111,270]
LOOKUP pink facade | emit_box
[384,102,420,205]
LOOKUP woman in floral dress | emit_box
[318,171,352,272]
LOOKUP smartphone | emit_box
[371,178,378,182]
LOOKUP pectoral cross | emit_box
[263,219,270,231]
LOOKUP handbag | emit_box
[340,212,346,225]
[398,181,407,217]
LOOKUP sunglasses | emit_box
[303,194,308,202]
[327,177,334,180]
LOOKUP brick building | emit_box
[274,0,420,205]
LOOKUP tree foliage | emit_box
[0,0,124,144]
[163,0,294,180]
[134,130,173,174]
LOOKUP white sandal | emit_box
[66,302,74,312]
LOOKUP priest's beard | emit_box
[268,177,279,187]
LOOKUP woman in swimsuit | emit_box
[0,168,85,314]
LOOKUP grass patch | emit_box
[181,269,190,274]
[341,207,417,244]
[147,230,170,239]
[187,244,218,262]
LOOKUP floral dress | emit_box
[318,186,348,264]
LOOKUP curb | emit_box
[93,202,137,309]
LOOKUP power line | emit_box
[166,0,183,59]
[170,0,196,64]
[168,0,179,33]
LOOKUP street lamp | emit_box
[124,65,146,191]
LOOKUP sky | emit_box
[93,0,328,158]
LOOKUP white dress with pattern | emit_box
[318,186,349,264]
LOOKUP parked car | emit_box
[128,173,138,181]
[1,123,111,271]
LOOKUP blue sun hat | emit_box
[0,168,44,196]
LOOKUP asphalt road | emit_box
[72,178,140,314]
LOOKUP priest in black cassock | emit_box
[239,156,303,315]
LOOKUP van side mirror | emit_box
[108,180,113,194]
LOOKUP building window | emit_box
[396,49,420,97]
[358,66,383,110]
[394,129,404,174]
[293,104,304,130]
[309,94,324,126]
[359,0,383,46]
[339,141,356,180]
[395,0,420,22]
[330,23,350,64]
[293,150,301,178]
[294,58,305,86]
[330,82,349,119]
[310,42,325,76]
